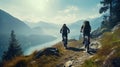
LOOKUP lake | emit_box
[24,39,61,55]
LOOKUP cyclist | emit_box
[80,21,91,45]
[60,24,70,48]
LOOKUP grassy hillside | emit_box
[2,26,120,67]
[82,27,120,67]
[2,39,83,67]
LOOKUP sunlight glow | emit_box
[28,0,50,12]
[0,0,101,24]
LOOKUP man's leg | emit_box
[88,33,90,44]
[66,35,68,44]
[88,37,90,44]
[62,34,64,41]
[83,34,85,44]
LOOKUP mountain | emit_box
[89,16,103,31]
[0,9,31,35]
[27,21,61,37]
[34,21,59,28]
[1,21,120,67]
[69,16,102,31]
[26,16,103,40]
[0,9,31,58]
[26,21,60,28]
[0,9,56,59]
[69,16,103,39]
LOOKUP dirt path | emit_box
[63,49,93,67]
[62,41,101,67]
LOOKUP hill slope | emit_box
[2,24,120,67]
[82,24,120,67]
[0,9,56,59]
[0,9,31,35]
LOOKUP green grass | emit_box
[82,59,98,67]
[2,40,82,67]
[3,27,120,67]
[82,27,120,67]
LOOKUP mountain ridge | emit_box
[0,9,32,35]
[0,9,56,59]
[2,23,120,67]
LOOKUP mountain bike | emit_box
[62,35,68,49]
[84,36,90,52]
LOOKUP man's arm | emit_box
[67,27,70,33]
[89,25,91,32]
[60,28,62,33]
[80,25,83,32]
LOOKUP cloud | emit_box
[58,6,79,14]
[0,0,101,24]
[48,5,101,24]
[0,0,55,22]
[44,6,81,24]
[90,3,102,19]
[97,3,102,8]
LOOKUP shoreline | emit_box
[24,39,61,55]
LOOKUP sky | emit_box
[0,0,102,24]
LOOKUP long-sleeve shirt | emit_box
[60,26,70,35]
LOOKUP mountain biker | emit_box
[60,24,70,47]
[80,21,91,45]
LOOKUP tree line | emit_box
[2,30,23,62]
[99,0,120,29]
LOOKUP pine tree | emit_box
[99,0,112,28]
[99,0,112,14]
[112,0,120,24]
[99,0,120,28]
[2,30,23,61]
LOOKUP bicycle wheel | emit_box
[63,36,67,49]
[84,36,89,52]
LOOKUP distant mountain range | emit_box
[69,16,102,31]
[0,9,56,59]
[26,21,61,36]
[67,17,103,39]
[0,9,31,35]
[26,16,103,40]
[0,9,103,60]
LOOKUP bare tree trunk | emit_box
[109,0,114,28]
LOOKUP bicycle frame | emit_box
[84,36,89,52]
[63,35,67,48]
